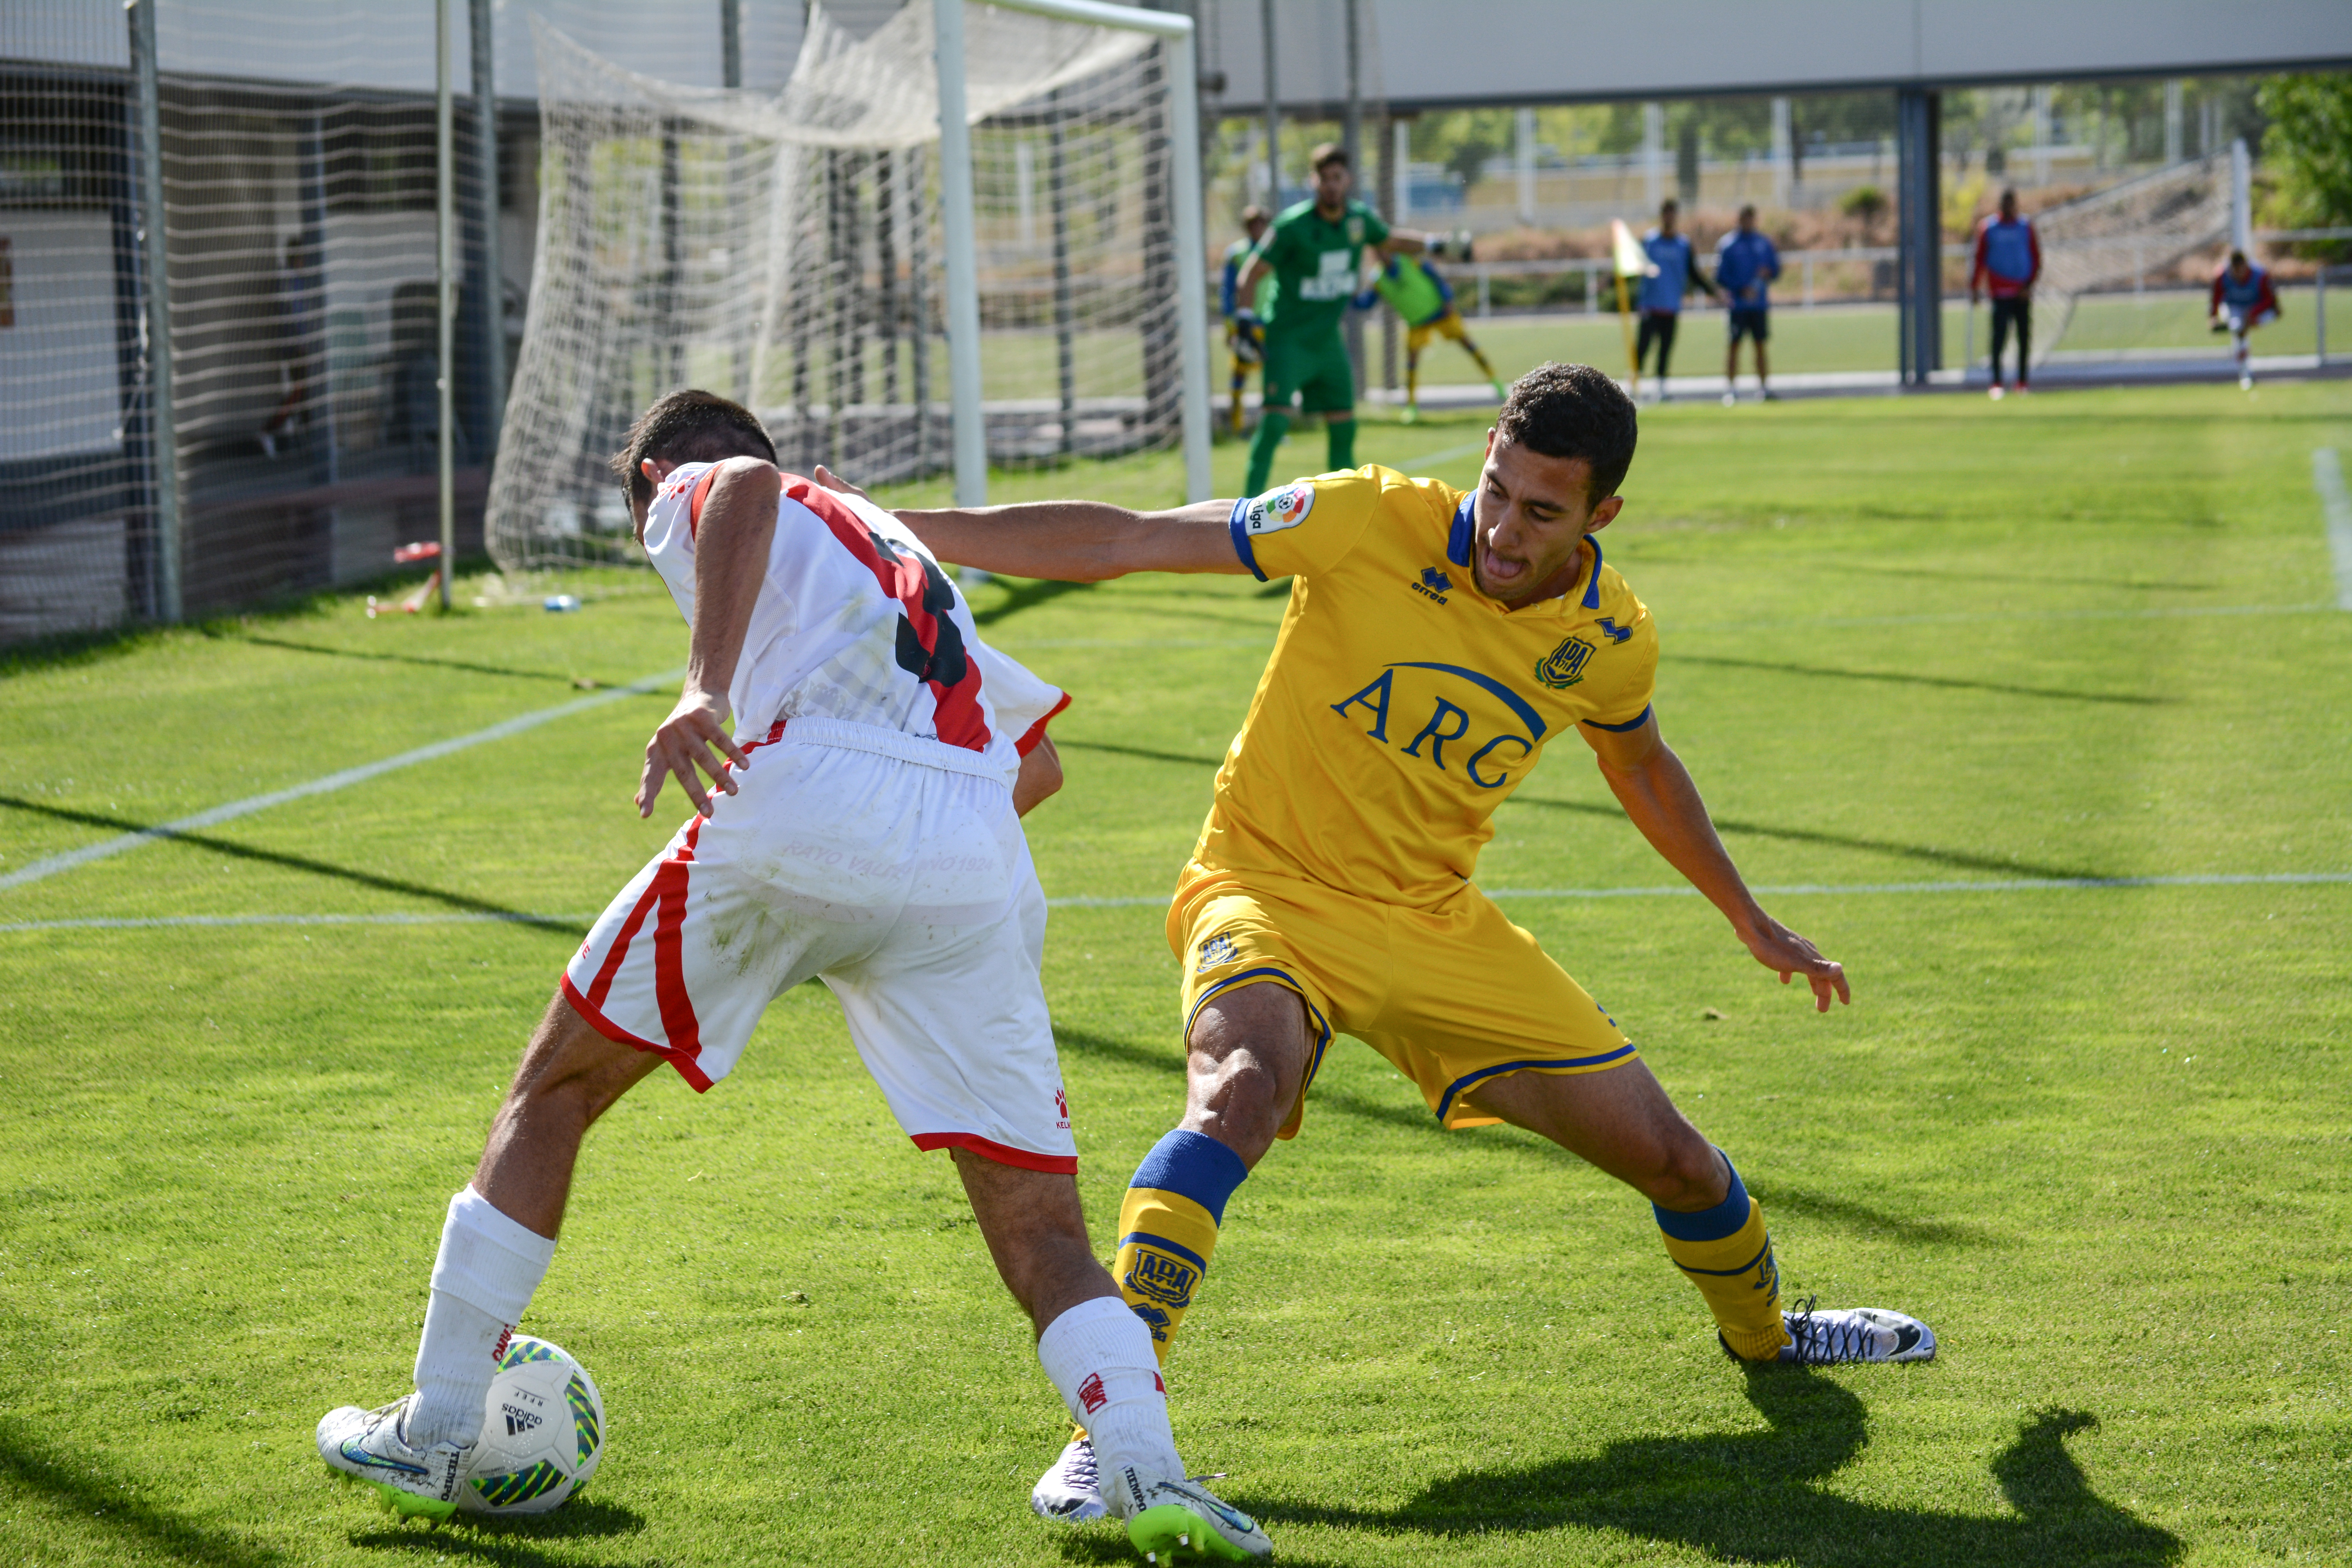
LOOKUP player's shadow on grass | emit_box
[1505,793,2098,882]
[1053,737,1228,770]
[223,631,619,687]
[970,576,1094,626]
[348,1495,647,1562]
[0,1419,287,1566]
[1258,1368,2179,1568]
[0,795,586,934]
[1667,651,2173,708]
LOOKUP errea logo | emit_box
[1411,567,1452,604]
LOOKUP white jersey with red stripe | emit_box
[644,463,1066,781]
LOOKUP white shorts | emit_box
[561,716,1076,1172]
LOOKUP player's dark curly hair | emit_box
[1493,363,1638,505]
[610,389,777,511]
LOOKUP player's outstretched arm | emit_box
[637,456,779,819]
[1579,711,1851,1012]
[893,497,1247,582]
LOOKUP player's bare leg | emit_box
[1462,1058,1723,1205]
[1030,982,1301,1541]
[1465,1061,1931,1365]
[964,1142,1268,1557]
[317,994,657,1518]
[953,1151,1125,1334]
[1181,981,1312,1167]
[475,992,667,1236]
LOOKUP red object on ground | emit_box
[399,571,441,613]
[392,541,442,564]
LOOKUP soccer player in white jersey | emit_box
[315,392,1269,1563]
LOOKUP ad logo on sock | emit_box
[1078,1373,1108,1414]
[1123,1247,1199,1310]
[490,1325,513,1363]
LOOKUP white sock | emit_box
[1036,1297,1183,1505]
[407,1186,556,1449]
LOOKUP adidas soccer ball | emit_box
[458,1334,605,1515]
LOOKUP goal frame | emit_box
[931,0,1214,506]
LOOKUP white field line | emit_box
[2316,448,2352,611]
[0,912,592,933]
[6,869,2346,936]
[0,669,682,893]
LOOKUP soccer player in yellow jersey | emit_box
[891,363,1935,1523]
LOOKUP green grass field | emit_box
[4,381,2350,1567]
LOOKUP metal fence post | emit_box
[128,0,181,623]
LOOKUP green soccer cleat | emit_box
[1108,1465,1271,1562]
[317,1394,469,1523]
[1399,404,1420,425]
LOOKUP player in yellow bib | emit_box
[893,363,1935,1522]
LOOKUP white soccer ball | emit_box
[458,1334,605,1515]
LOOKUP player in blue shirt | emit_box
[1970,188,2042,398]
[2210,249,2282,392]
[1220,206,1272,435]
[1635,199,1720,401]
[1714,205,1782,404]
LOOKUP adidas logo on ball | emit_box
[503,1403,544,1437]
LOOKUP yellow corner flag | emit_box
[1608,219,1653,389]
[1610,218,1651,281]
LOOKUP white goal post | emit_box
[932,0,1212,506]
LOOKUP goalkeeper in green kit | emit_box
[1236,142,1459,494]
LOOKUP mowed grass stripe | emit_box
[7,869,2347,934]
[0,668,682,892]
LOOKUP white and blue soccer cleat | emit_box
[1735,1298,1936,1365]
[316,1394,470,1522]
[1108,1464,1272,1563]
[1031,1435,1109,1523]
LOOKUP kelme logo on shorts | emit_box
[1535,633,1596,689]
[1124,1248,1199,1310]
[1197,932,1238,972]
[1242,483,1314,537]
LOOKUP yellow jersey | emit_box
[1199,465,1658,907]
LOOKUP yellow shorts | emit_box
[1167,864,1637,1136]
[1405,310,1471,355]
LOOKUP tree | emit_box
[2258,74,2352,230]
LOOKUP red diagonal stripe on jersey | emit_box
[785,478,991,751]
[686,467,720,539]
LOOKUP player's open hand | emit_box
[811,465,870,503]
[1740,915,1850,1013]
[637,688,747,819]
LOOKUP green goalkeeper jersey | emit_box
[1258,197,1390,339]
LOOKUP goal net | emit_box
[2029,151,2232,365]
[489,2,1192,570]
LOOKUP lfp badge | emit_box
[1243,483,1314,537]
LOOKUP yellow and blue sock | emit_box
[1655,1150,1791,1361]
[1113,1129,1249,1367]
